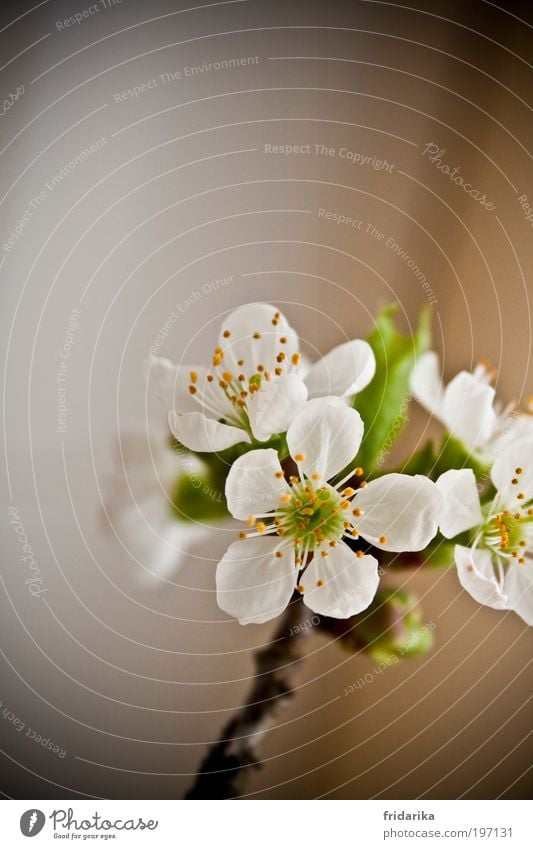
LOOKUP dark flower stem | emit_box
[185,595,309,799]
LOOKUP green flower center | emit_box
[278,482,345,550]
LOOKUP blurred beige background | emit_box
[1,0,531,799]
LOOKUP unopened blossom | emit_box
[436,437,533,624]
[409,352,532,459]
[146,303,376,453]
[216,397,441,624]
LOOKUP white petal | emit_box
[353,474,440,551]
[304,340,376,399]
[216,536,296,624]
[302,542,379,618]
[287,397,364,481]
[409,351,445,417]
[441,371,497,450]
[491,437,533,504]
[218,302,299,376]
[435,469,483,539]
[503,560,533,626]
[455,544,507,610]
[136,517,209,585]
[496,414,533,451]
[225,448,290,520]
[247,373,308,442]
[168,411,250,452]
[144,355,207,414]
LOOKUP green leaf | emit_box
[170,452,229,522]
[432,433,491,481]
[353,303,431,474]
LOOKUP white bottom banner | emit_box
[0,800,529,848]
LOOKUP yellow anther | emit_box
[352,507,363,517]
[212,355,222,367]
[354,467,364,476]
[311,473,321,481]
[189,371,198,384]
[275,551,284,558]
[340,500,350,510]
[290,475,300,485]
[188,385,197,394]
[301,507,314,516]
[359,481,368,489]
[296,584,305,593]
[280,494,292,504]
[379,535,388,544]
[291,353,301,366]
[342,487,356,497]
[356,550,364,558]
[275,367,283,376]
[275,470,284,479]
[218,380,228,390]
[320,550,329,558]
[329,540,337,547]
[280,336,287,344]
[316,579,324,588]
[294,453,306,462]
[517,493,525,500]
[256,522,266,533]
[246,516,256,527]
[222,371,233,383]
[239,532,247,540]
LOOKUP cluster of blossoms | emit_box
[137,302,532,628]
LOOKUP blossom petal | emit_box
[409,351,444,416]
[442,371,497,450]
[247,374,308,442]
[225,448,290,520]
[491,437,533,504]
[218,303,299,376]
[304,340,376,399]
[287,397,364,481]
[435,469,483,539]
[503,559,533,626]
[302,542,379,618]
[144,355,207,414]
[216,536,296,624]
[455,544,507,610]
[353,473,441,551]
[168,411,250,452]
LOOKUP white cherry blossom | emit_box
[409,352,529,459]
[436,437,533,624]
[217,397,441,624]
[146,303,376,453]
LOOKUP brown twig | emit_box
[185,595,309,799]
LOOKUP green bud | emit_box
[320,588,434,662]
